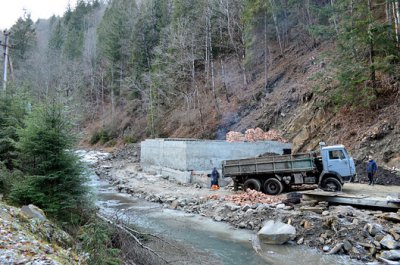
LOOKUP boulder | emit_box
[380,250,400,261]
[21,205,46,221]
[257,220,296,245]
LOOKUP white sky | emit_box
[0,0,73,30]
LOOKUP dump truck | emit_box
[221,142,356,195]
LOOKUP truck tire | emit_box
[264,178,283,195]
[243,179,261,192]
[321,177,342,192]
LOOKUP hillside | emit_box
[2,0,400,169]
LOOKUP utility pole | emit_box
[1,30,12,91]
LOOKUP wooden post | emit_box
[1,30,11,91]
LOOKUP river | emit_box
[82,150,361,265]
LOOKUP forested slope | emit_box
[4,0,400,167]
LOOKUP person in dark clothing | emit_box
[366,156,377,185]
[210,167,220,188]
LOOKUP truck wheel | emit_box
[243,179,261,192]
[321,177,342,192]
[264,178,283,195]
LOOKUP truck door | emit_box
[326,149,351,177]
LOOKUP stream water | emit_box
[82,151,361,265]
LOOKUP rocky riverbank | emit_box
[0,202,83,265]
[93,144,400,264]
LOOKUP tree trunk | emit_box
[206,0,220,115]
[268,0,283,55]
[386,0,393,38]
[220,58,230,103]
[394,0,400,44]
[368,0,376,90]
[331,0,339,34]
[264,11,270,90]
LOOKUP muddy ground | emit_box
[93,144,400,264]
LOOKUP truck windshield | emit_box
[342,149,349,157]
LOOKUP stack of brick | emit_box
[226,127,287,142]
[225,131,245,142]
[207,189,285,206]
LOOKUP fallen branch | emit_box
[96,213,170,264]
[123,224,181,251]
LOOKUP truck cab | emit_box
[319,143,356,189]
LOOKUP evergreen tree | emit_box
[63,1,91,59]
[10,102,89,223]
[317,0,400,107]
[48,19,65,52]
[10,12,36,67]
[0,88,28,193]
[0,89,28,170]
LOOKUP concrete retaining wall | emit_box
[140,138,291,184]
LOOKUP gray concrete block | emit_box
[140,138,291,184]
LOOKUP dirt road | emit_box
[343,183,399,198]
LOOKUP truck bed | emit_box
[222,153,315,177]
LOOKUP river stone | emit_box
[327,243,343,255]
[343,240,353,253]
[297,237,304,245]
[323,245,330,252]
[367,223,384,237]
[380,234,400,250]
[257,220,296,245]
[170,200,179,209]
[238,222,246,228]
[380,250,400,261]
[21,205,46,221]
[242,205,251,212]
[276,203,285,209]
[226,203,241,211]
[389,229,400,241]
[214,216,223,222]
[322,210,330,216]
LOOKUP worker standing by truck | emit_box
[366,156,378,185]
[210,167,220,190]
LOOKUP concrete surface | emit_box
[141,138,291,171]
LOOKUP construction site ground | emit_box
[93,144,400,264]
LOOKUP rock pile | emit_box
[226,128,287,142]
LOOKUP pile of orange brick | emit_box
[226,127,287,142]
[208,189,285,206]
